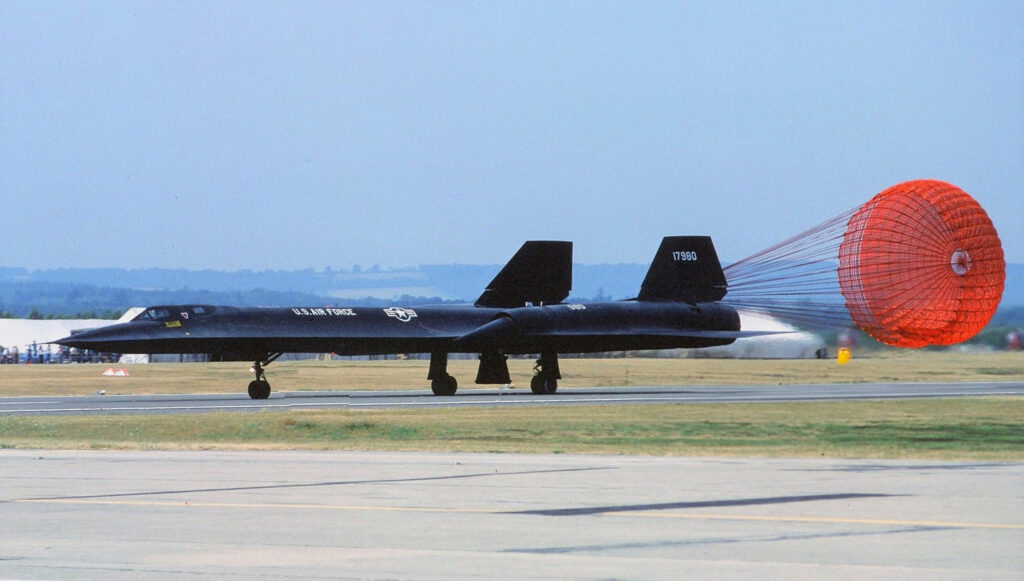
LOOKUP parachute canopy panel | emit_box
[837,180,1005,347]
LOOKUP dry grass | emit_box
[0,350,1021,397]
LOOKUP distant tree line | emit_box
[966,306,1024,348]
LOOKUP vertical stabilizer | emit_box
[475,241,572,308]
[637,236,727,302]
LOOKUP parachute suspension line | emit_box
[723,208,858,329]
[723,180,1005,347]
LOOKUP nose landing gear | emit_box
[247,352,282,399]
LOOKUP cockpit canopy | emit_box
[132,305,216,322]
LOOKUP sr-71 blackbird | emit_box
[58,236,768,399]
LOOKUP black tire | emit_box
[248,379,271,400]
[431,375,457,396]
[531,376,557,394]
[530,375,545,394]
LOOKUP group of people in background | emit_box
[0,343,110,364]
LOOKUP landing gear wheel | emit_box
[248,353,280,400]
[248,379,271,400]
[530,375,557,394]
[531,352,561,394]
[431,374,458,396]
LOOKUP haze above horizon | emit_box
[2,2,1021,270]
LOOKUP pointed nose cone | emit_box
[54,322,137,351]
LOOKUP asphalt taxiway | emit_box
[1,381,1021,415]
[1,450,1021,579]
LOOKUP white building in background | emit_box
[0,308,143,362]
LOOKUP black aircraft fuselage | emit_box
[58,236,754,398]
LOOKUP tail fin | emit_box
[475,241,572,308]
[637,236,727,302]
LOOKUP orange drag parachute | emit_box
[723,179,1005,348]
[837,180,1004,347]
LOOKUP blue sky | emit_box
[1,1,1021,270]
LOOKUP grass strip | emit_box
[1,398,1021,460]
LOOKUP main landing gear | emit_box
[530,352,560,394]
[247,352,282,400]
[427,351,562,396]
[428,351,458,396]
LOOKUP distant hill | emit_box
[0,262,1020,318]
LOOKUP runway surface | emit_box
[1,381,1021,415]
[1,450,1021,579]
